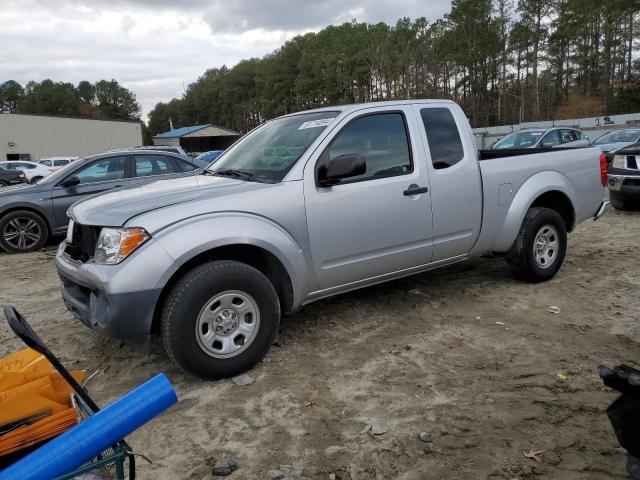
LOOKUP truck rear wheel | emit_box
[161,260,280,379]
[507,207,567,283]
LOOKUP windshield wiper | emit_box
[201,169,216,176]
[214,169,254,180]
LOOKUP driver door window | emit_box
[51,156,128,231]
[73,156,126,185]
[324,113,412,183]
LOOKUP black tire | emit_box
[161,260,280,379]
[0,210,48,253]
[30,176,43,184]
[0,181,8,187]
[609,191,627,210]
[507,207,567,283]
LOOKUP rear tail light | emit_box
[19,172,25,177]
[600,152,607,187]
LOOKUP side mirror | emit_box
[318,154,366,187]
[60,176,80,188]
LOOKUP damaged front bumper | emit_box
[55,239,173,345]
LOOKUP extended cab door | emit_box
[304,106,434,290]
[51,155,129,231]
[412,104,482,261]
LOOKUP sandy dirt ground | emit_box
[0,206,639,480]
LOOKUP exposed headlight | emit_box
[94,227,149,264]
[612,154,626,169]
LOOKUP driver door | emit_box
[51,155,129,231]
[303,106,434,290]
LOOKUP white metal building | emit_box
[0,113,142,162]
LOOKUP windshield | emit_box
[491,130,546,149]
[207,111,339,182]
[594,130,640,145]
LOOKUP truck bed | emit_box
[471,146,605,254]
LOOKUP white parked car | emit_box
[0,161,53,183]
[38,157,79,172]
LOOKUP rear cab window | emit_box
[420,108,464,169]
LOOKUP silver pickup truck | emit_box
[56,100,607,378]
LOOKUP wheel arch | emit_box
[529,190,575,232]
[491,171,577,253]
[0,205,53,235]
[151,243,297,334]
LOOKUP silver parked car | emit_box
[592,128,640,162]
[56,100,606,378]
[0,150,201,253]
[490,127,589,150]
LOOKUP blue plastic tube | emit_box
[0,373,178,480]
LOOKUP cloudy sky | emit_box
[1,0,452,120]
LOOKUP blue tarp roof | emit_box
[153,124,210,138]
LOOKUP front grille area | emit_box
[64,223,100,263]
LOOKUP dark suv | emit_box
[607,143,640,210]
[0,150,201,253]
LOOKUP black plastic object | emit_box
[3,305,100,413]
[599,364,640,464]
[403,184,429,196]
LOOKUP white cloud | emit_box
[0,0,451,120]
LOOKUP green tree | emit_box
[19,79,81,116]
[94,79,141,120]
[0,80,24,112]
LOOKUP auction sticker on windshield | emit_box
[298,118,335,130]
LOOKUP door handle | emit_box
[403,184,429,196]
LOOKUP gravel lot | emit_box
[0,206,638,479]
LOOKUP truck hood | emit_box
[69,174,268,227]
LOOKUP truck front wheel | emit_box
[507,207,567,283]
[161,260,280,379]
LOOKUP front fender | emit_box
[151,212,316,308]
[493,171,577,252]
